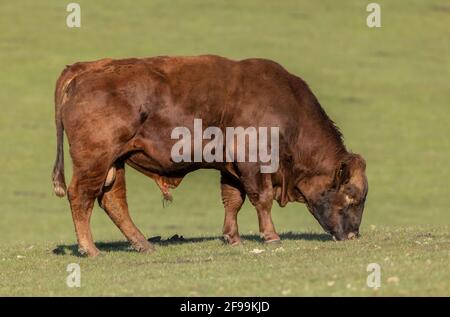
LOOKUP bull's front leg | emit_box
[239,166,280,243]
[220,172,246,245]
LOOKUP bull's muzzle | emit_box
[332,231,359,241]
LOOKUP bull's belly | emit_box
[125,151,183,177]
[125,151,224,178]
[124,151,226,199]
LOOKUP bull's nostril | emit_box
[347,232,356,240]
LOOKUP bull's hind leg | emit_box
[221,172,246,245]
[68,171,104,257]
[98,161,154,253]
[67,145,123,257]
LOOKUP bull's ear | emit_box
[338,153,368,202]
[333,161,351,189]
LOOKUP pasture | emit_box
[0,0,449,296]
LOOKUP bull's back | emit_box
[150,55,301,129]
[58,55,302,153]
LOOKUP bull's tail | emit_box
[52,103,66,197]
[52,70,74,197]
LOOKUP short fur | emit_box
[52,55,368,256]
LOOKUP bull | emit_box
[52,55,368,257]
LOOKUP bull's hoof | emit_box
[261,232,281,244]
[132,239,155,253]
[264,239,282,245]
[78,247,101,258]
[223,234,242,246]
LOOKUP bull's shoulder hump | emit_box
[238,57,285,69]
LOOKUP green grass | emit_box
[0,0,449,296]
[1,227,449,296]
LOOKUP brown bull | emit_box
[52,55,368,257]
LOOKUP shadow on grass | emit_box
[52,231,331,256]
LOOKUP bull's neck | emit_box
[294,117,347,178]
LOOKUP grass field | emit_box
[0,0,449,296]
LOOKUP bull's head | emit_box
[298,153,368,241]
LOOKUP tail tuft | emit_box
[53,181,66,197]
[52,153,66,197]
